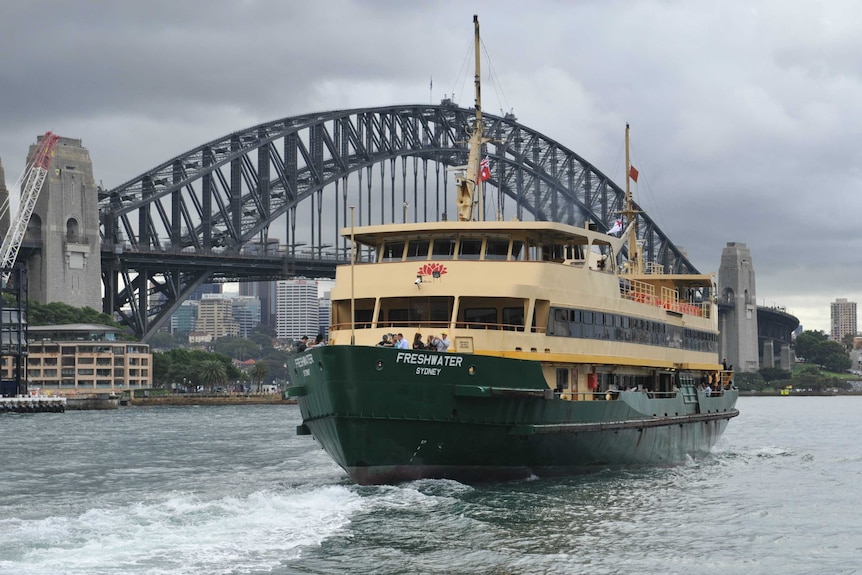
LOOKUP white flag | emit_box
[608,218,622,235]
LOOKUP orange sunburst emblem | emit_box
[418,263,448,279]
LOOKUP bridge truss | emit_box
[100,103,698,341]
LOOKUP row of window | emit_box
[27,380,150,388]
[27,368,149,377]
[26,356,148,366]
[26,345,149,355]
[380,237,525,263]
[548,307,718,352]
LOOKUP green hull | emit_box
[288,346,738,484]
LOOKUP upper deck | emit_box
[338,219,714,320]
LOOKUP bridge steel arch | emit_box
[100,103,698,341]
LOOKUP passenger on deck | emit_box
[412,333,425,349]
[436,332,451,351]
[704,384,712,397]
[395,333,410,350]
[296,335,309,352]
[377,334,393,347]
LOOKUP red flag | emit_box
[629,165,639,183]
[480,156,491,182]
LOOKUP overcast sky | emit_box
[2,0,861,333]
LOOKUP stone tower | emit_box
[718,242,759,373]
[24,136,102,309]
[0,157,9,233]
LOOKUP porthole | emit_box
[376,360,384,371]
[468,366,476,376]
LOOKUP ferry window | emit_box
[432,238,456,259]
[485,238,509,260]
[355,309,373,328]
[502,307,525,330]
[464,308,497,327]
[555,368,568,393]
[430,298,452,322]
[382,241,405,262]
[552,308,570,336]
[511,241,525,260]
[458,238,482,260]
[388,309,409,323]
[405,239,430,261]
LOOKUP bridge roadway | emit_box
[91,103,699,341]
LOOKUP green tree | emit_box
[27,301,119,328]
[152,348,240,389]
[794,330,828,362]
[249,361,270,392]
[794,330,850,371]
[196,360,228,392]
[758,367,791,384]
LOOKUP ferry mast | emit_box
[456,15,490,222]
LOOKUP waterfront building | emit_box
[830,298,857,342]
[15,324,152,391]
[275,279,319,340]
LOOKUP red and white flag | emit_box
[480,156,491,182]
[608,218,623,235]
[629,165,639,183]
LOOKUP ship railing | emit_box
[619,279,707,318]
[330,320,545,333]
[559,390,680,401]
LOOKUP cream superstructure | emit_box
[329,218,720,399]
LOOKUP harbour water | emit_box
[1,396,860,575]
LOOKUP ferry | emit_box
[287,16,738,484]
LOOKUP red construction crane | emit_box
[0,132,60,279]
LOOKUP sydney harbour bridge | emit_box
[99,101,698,341]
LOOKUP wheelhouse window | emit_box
[485,237,510,260]
[405,239,430,261]
[381,241,405,262]
[431,238,456,259]
[511,241,525,261]
[458,238,482,260]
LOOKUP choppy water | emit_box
[1,397,860,575]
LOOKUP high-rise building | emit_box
[318,291,332,339]
[240,240,279,327]
[196,294,239,339]
[830,298,857,342]
[231,295,261,337]
[275,279,319,340]
[170,300,198,336]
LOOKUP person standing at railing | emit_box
[412,333,425,349]
[435,332,451,351]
